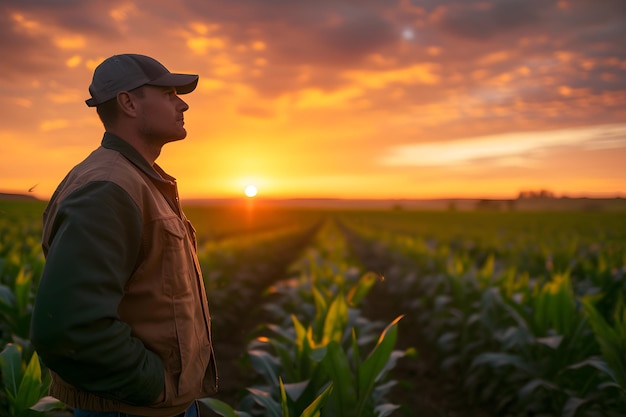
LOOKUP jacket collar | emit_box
[101,132,176,185]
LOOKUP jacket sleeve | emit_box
[31,181,165,406]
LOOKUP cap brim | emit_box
[149,73,199,95]
[85,72,199,106]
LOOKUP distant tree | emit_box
[475,199,501,211]
[517,189,556,199]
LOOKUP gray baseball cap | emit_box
[85,54,199,107]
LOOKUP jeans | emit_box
[73,400,198,417]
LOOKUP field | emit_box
[1,200,625,417]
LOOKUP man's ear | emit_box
[117,91,137,117]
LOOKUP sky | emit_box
[1,0,625,201]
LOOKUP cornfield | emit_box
[1,200,624,416]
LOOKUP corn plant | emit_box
[468,273,599,414]
[0,267,37,349]
[339,210,626,416]
[578,295,626,415]
[0,343,63,417]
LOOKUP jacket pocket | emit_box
[160,217,193,297]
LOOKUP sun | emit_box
[244,185,258,198]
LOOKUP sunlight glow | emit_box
[245,185,258,197]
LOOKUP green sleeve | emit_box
[31,181,164,406]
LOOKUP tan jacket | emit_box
[32,133,217,416]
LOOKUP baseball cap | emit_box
[85,54,199,107]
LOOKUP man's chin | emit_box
[170,130,188,142]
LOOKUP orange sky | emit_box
[1,0,625,201]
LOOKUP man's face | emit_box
[133,85,190,145]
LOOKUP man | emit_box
[31,54,218,417]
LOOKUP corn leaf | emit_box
[347,272,378,307]
[0,343,22,398]
[322,295,348,345]
[248,350,280,386]
[279,377,290,417]
[14,267,32,315]
[282,380,309,402]
[0,284,16,309]
[14,350,43,415]
[471,352,535,374]
[321,341,357,415]
[312,287,328,335]
[583,299,626,390]
[374,403,401,417]
[198,397,252,417]
[300,383,333,417]
[247,387,282,417]
[357,316,402,415]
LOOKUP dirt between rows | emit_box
[359,285,493,417]
[343,224,494,417]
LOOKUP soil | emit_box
[359,286,493,417]
[343,223,494,417]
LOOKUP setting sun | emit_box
[244,185,258,198]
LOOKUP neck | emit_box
[107,129,161,165]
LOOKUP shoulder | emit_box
[62,147,151,205]
[79,147,144,182]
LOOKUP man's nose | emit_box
[178,96,189,112]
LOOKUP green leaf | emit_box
[309,346,327,363]
[567,356,616,380]
[321,341,357,415]
[0,284,16,308]
[0,343,22,397]
[533,273,577,335]
[518,378,559,400]
[535,335,563,350]
[293,314,307,345]
[312,287,328,336]
[347,272,377,307]
[471,352,535,374]
[583,298,626,390]
[198,397,252,417]
[322,294,348,345]
[293,314,313,373]
[358,315,403,411]
[279,377,290,417]
[351,329,360,384]
[14,267,32,315]
[248,350,280,386]
[374,403,401,417]
[15,351,43,414]
[247,387,282,417]
[282,380,310,402]
[300,383,333,417]
[562,397,590,417]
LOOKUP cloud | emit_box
[379,124,626,167]
[1,0,625,198]
[435,0,541,40]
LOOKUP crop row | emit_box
[201,219,410,417]
[338,212,626,417]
